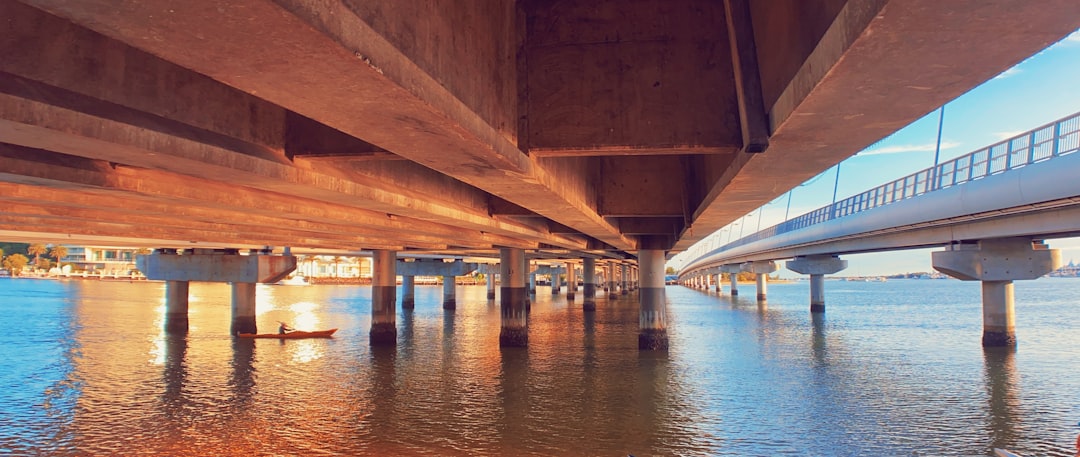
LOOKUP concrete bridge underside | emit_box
[0,0,1076,260]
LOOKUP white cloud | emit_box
[993,66,1022,79]
[857,141,961,156]
[992,130,1025,140]
[1065,30,1080,43]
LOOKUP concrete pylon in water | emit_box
[786,255,847,313]
[932,238,1060,347]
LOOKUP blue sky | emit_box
[671,29,1080,276]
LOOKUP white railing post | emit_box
[1052,120,1062,157]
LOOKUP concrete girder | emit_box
[742,260,777,275]
[0,2,582,251]
[137,252,296,284]
[532,266,566,276]
[0,147,534,250]
[16,0,634,250]
[0,90,585,250]
[786,255,847,276]
[932,238,1060,282]
[0,198,454,251]
[395,259,479,277]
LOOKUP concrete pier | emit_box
[721,265,741,296]
[401,275,415,309]
[442,276,456,309]
[606,262,616,296]
[499,248,528,347]
[370,250,397,346]
[981,281,1016,347]
[745,261,777,301]
[583,257,597,311]
[137,249,296,336]
[164,280,189,334]
[486,265,496,300]
[231,282,257,335]
[620,263,629,295]
[566,262,577,301]
[786,255,848,313]
[396,259,478,310]
[637,248,668,350]
[551,272,560,295]
[932,238,1060,347]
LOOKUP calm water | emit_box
[1,277,1079,456]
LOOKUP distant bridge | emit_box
[677,111,1080,347]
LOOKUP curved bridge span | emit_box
[678,112,1080,347]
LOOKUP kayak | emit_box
[993,449,1022,457]
[237,329,337,339]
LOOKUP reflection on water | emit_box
[984,348,1021,453]
[3,278,1080,455]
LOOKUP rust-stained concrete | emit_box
[1,0,1077,262]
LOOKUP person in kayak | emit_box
[278,322,294,334]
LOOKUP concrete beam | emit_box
[396,259,479,277]
[932,238,1060,281]
[19,0,633,250]
[786,255,847,276]
[137,252,296,284]
[742,260,777,275]
[0,85,583,250]
[0,148,533,250]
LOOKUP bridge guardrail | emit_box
[692,111,1080,264]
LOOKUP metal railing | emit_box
[696,111,1080,260]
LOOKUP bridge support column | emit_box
[981,281,1016,347]
[402,275,415,309]
[566,262,576,301]
[721,265,741,296]
[442,276,456,309]
[786,255,848,313]
[620,264,629,295]
[713,273,721,293]
[745,261,778,301]
[231,282,257,335]
[370,250,397,346]
[486,266,496,300]
[638,249,668,350]
[551,271,560,295]
[606,262,615,294]
[932,238,1061,347]
[499,248,528,347]
[164,280,189,334]
[583,257,597,311]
